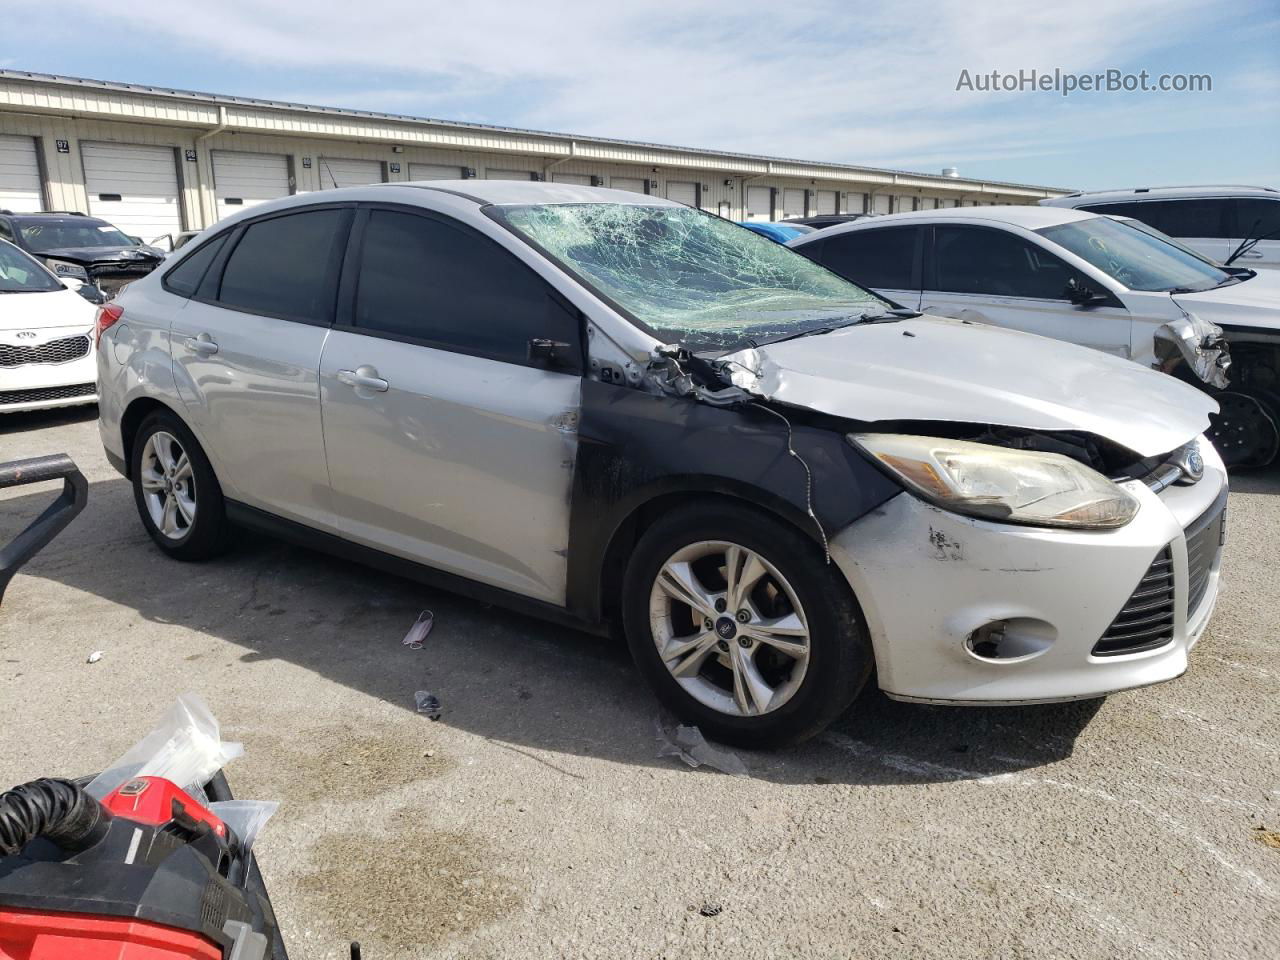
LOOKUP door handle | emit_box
[337,367,390,392]
[184,333,219,356]
[1239,250,1263,259]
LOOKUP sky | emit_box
[4,0,1278,190]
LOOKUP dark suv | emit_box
[0,210,165,299]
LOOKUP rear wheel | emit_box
[130,411,231,560]
[623,502,872,747]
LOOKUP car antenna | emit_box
[320,156,340,190]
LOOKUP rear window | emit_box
[215,209,347,322]
[162,235,228,298]
[819,227,918,290]
[1080,199,1230,239]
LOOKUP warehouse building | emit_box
[0,70,1069,247]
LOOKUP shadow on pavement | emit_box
[1,475,1105,786]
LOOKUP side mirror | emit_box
[1064,278,1110,308]
[527,337,575,370]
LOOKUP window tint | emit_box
[163,234,227,298]
[821,227,916,289]
[1081,199,1229,239]
[353,209,579,364]
[0,220,14,242]
[1230,198,1280,238]
[933,226,1076,299]
[217,209,346,320]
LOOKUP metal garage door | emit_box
[212,151,290,221]
[0,135,42,212]
[409,163,462,180]
[666,181,697,207]
[487,168,535,181]
[746,186,772,221]
[81,142,181,243]
[552,173,592,185]
[611,177,646,194]
[871,194,892,215]
[783,189,805,219]
[317,157,383,189]
[844,192,866,214]
[895,195,915,213]
[816,191,837,216]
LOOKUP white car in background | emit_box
[789,206,1280,467]
[1041,186,1280,271]
[0,239,99,413]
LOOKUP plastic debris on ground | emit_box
[654,715,748,776]
[402,609,435,649]
[85,691,244,802]
[415,691,442,720]
[86,650,103,664]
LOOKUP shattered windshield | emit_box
[18,220,136,253]
[492,202,887,352]
[1037,217,1231,293]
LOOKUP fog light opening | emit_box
[965,618,1055,663]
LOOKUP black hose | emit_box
[0,777,111,856]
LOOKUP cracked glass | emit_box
[494,203,886,352]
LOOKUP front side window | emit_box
[492,202,886,353]
[216,209,346,321]
[0,241,62,293]
[932,226,1076,299]
[352,208,579,364]
[1038,216,1232,293]
[821,227,918,290]
[1230,198,1280,238]
[17,219,136,252]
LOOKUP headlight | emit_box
[851,433,1140,529]
[45,259,89,281]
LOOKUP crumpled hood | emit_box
[721,315,1216,458]
[36,245,163,267]
[1171,270,1280,331]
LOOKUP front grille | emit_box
[1093,547,1176,656]
[0,335,91,367]
[0,382,97,406]
[1184,494,1226,617]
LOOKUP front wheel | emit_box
[1206,391,1279,469]
[130,410,231,560]
[622,502,873,748]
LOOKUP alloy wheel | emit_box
[139,431,197,540]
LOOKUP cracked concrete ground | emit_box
[1,407,1277,959]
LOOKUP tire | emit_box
[130,409,232,560]
[622,500,873,748]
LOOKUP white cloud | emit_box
[13,0,1278,184]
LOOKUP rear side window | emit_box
[216,209,347,322]
[1081,199,1230,239]
[932,225,1075,299]
[820,227,917,289]
[162,234,228,298]
[352,208,579,366]
[1230,198,1280,237]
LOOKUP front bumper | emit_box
[829,439,1227,704]
[0,328,98,413]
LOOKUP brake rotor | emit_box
[1207,391,1280,469]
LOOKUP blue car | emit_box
[737,221,815,243]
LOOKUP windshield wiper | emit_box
[857,308,922,323]
[1224,220,1280,266]
[755,315,863,346]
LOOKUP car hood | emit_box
[34,245,164,267]
[0,287,97,331]
[1170,270,1280,330]
[720,315,1215,458]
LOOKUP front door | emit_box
[171,206,351,525]
[318,205,583,604]
[919,224,1133,359]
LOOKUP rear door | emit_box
[813,225,922,309]
[171,205,351,525]
[919,224,1133,357]
[317,205,582,604]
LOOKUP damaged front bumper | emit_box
[828,438,1227,705]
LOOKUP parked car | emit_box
[738,221,814,243]
[789,206,1280,467]
[0,239,98,413]
[783,214,871,229]
[1041,186,1280,271]
[0,211,165,299]
[97,183,1225,746]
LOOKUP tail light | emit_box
[94,304,124,347]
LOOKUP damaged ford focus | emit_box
[95,183,1228,746]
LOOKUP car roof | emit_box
[5,213,111,225]
[1043,185,1278,206]
[791,204,1094,242]
[392,179,680,206]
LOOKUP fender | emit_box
[564,379,903,621]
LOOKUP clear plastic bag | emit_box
[208,800,279,856]
[85,692,243,802]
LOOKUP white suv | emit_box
[1041,186,1280,271]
